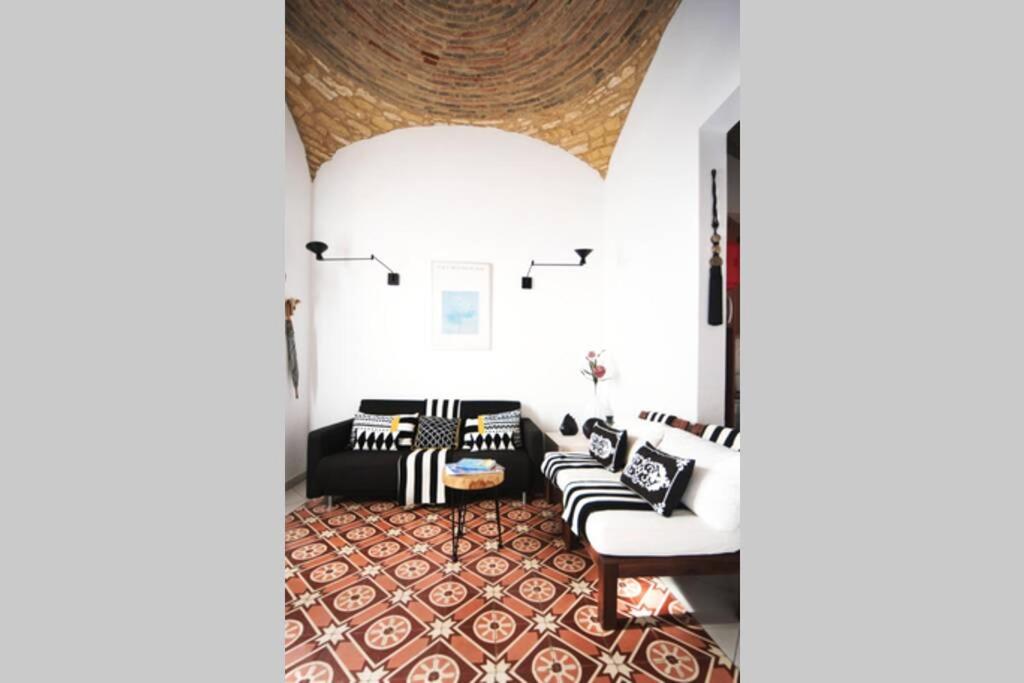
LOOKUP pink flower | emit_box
[587,351,597,359]
[594,365,607,379]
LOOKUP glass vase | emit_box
[588,384,604,421]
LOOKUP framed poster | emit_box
[431,261,492,350]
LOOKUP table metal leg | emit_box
[449,489,460,562]
[495,496,503,548]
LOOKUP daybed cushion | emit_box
[585,508,740,557]
[658,428,741,531]
[619,417,667,464]
[545,448,740,556]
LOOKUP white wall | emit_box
[285,109,313,482]
[603,0,740,424]
[310,125,605,432]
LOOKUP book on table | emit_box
[445,458,502,476]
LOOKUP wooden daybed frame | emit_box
[547,412,740,630]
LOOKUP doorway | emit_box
[697,86,739,425]
[725,122,741,428]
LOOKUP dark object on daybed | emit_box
[559,413,578,436]
[307,399,545,502]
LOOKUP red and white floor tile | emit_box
[285,496,739,682]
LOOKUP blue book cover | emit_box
[445,459,502,476]
[454,458,496,471]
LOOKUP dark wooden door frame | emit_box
[725,324,736,427]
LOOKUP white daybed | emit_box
[543,414,741,629]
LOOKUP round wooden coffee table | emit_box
[442,468,505,562]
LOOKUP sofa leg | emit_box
[598,560,620,631]
[325,495,333,509]
[522,491,527,505]
[562,523,576,549]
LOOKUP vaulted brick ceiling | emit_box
[286,0,681,178]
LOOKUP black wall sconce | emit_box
[305,241,400,285]
[521,248,593,289]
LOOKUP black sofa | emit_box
[306,399,547,502]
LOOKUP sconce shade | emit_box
[305,241,329,260]
[521,276,533,289]
[388,272,400,286]
[575,248,593,265]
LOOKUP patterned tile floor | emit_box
[285,496,739,682]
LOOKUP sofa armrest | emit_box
[306,419,353,497]
[521,418,546,492]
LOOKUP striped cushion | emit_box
[638,410,706,437]
[425,398,461,419]
[701,424,741,451]
[643,411,678,424]
[350,412,418,451]
[634,411,708,438]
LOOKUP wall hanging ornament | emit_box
[285,298,300,398]
[708,169,724,326]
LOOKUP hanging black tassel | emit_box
[708,265,723,325]
[708,169,724,326]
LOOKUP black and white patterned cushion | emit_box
[413,415,460,449]
[349,412,418,451]
[701,424,741,451]
[588,421,628,471]
[619,442,695,516]
[462,410,522,451]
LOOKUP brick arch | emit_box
[314,123,606,181]
[285,0,682,178]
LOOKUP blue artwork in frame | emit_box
[441,291,480,334]
[431,262,491,350]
